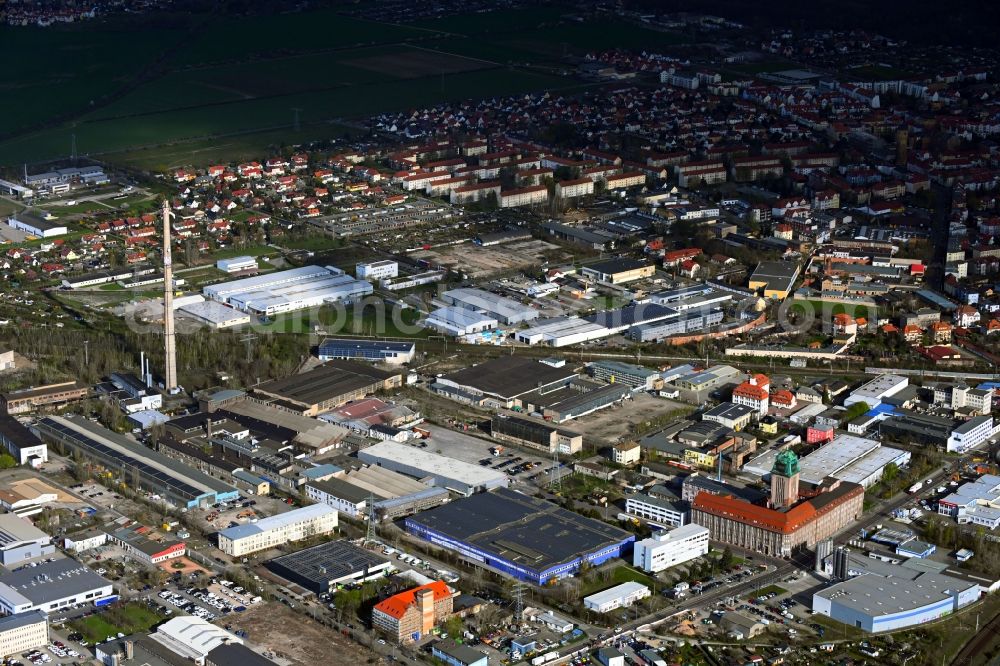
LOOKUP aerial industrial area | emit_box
[2,1,1000,665]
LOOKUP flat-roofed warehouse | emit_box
[580,258,655,284]
[266,539,393,594]
[404,487,635,584]
[358,441,508,496]
[748,261,800,299]
[204,265,372,316]
[515,316,610,347]
[7,211,67,238]
[177,300,251,329]
[440,288,539,325]
[0,513,55,565]
[33,415,239,509]
[812,556,980,632]
[317,338,415,365]
[0,556,113,614]
[490,414,583,454]
[336,465,450,520]
[432,356,577,409]
[250,360,402,417]
[521,379,631,424]
[795,434,911,489]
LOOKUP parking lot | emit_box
[157,576,264,623]
[421,424,557,487]
[70,481,147,518]
[15,640,83,666]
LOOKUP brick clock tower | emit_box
[770,449,800,509]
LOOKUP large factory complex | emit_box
[813,551,982,632]
[403,488,635,584]
[203,265,372,316]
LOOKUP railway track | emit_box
[951,610,1000,666]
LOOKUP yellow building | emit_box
[684,449,717,469]
[581,258,655,284]
[748,261,800,300]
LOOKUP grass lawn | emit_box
[0,6,685,169]
[0,199,25,218]
[69,602,164,644]
[580,565,659,596]
[0,21,179,135]
[257,304,429,338]
[789,299,873,318]
[810,611,866,641]
[848,64,914,80]
[280,235,348,252]
[753,584,788,597]
[612,566,658,588]
[410,6,569,34]
[49,201,109,216]
[210,244,276,260]
[557,473,620,500]
[175,12,440,67]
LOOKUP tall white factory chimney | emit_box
[162,200,178,392]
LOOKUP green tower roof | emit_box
[772,449,800,477]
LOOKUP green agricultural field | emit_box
[0,68,574,166]
[98,122,363,172]
[0,21,178,135]
[87,43,491,121]
[848,64,915,81]
[411,6,571,34]
[173,12,440,66]
[0,7,679,169]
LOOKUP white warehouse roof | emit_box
[442,287,538,324]
[424,307,498,336]
[516,316,610,347]
[204,265,372,315]
[151,616,242,662]
[358,440,508,492]
[583,581,649,607]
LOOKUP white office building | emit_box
[0,611,48,657]
[583,582,651,613]
[625,494,687,527]
[948,415,996,453]
[633,524,710,573]
[217,503,338,556]
[305,478,370,519]
[356,260,399,281]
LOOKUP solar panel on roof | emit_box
[39,419,206,500]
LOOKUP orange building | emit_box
[372,581,456,643]
[691,455,863,559]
